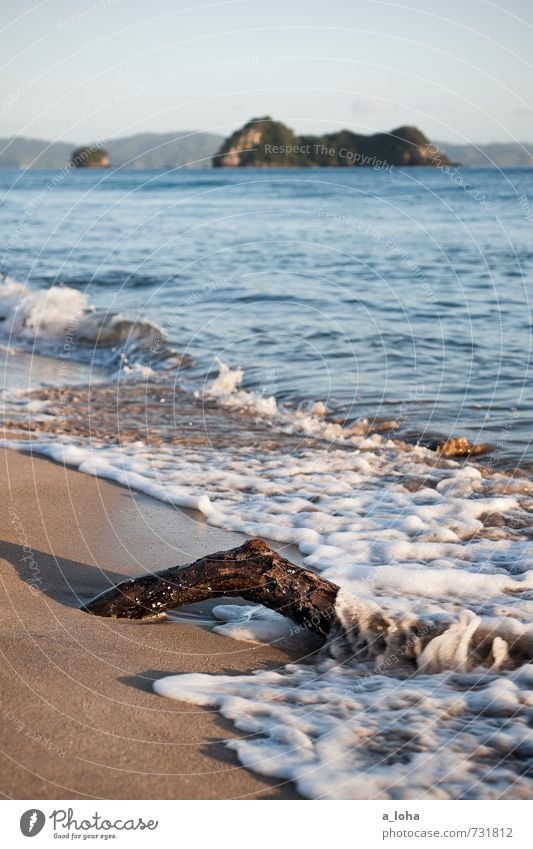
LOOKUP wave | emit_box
[0,275,186,374]
[202,359,374,443]
[0,277,372,443]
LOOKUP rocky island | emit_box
[70,145,110,168]
[214,116,451,168]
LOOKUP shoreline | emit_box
[0,446,304,799]
[0,342,530,473]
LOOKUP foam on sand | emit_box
[154,662,532,800]
[5,420,531,798]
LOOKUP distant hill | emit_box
[106,132,223,168]
[214,117,451,167]
[0,137,73,168]
[0,130,532,169]
[436,141,533,168]
[0,131,223,169]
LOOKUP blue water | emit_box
[1,166,531,463]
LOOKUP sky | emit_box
[0,0,532,145]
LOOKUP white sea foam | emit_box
[0,276,87,340]
[153,662,533,799]
[201,358,278,417]
[211,604,321,651]
[200,359,376,444]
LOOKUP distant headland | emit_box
[213,116,451,168]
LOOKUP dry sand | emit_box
[0,447,304,799]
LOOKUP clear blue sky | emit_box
[1,0,532,144]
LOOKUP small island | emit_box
[70,145,110,168]
[214,116,451,168]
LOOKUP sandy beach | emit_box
[0,446,303,799]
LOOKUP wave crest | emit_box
[0,276,187,372]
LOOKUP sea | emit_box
[0,165,532,799]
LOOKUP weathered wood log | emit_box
[81,538,340,637]
[81,538,530,669]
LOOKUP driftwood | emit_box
[81,537,531,670]
[81,538,340,637]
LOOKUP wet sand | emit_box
[0,447,303,799]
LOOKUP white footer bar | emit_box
[3,799,531,848]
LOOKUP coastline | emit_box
[0,446,303,800]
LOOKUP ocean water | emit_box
[0,166,532,799]
[1,166,532,461]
